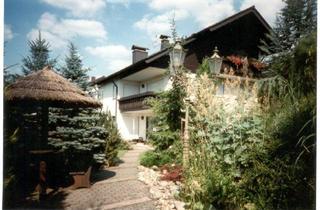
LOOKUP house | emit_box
[92,6,271,141]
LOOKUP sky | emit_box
[4,0,285,78]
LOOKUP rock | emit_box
[174,201,185,210]
[160,181,168,187]
[150,188,162,199]
[138,164,185,210]
[244,203,256,210]
[169,184,179,194]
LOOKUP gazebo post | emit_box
[40,105,49,148]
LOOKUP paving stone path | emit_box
[63,143,156,210]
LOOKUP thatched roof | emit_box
[5,66,102,108]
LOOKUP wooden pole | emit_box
[41,105,49,148]
[183,103,190,167]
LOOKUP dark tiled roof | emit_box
[94,6,271,85]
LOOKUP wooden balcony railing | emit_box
[119,91,156,112]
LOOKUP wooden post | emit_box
[41,105,49,148]
[183,103,190,167]
[38,161,47,201]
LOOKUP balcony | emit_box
[119,91,156,112]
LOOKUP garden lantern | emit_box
[208,46,223,75]
[169,39,186,75]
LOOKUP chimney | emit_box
[131,45,149,63]
[160,35,170,50]
[91,76,96,82]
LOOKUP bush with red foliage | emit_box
[160,164,183,182]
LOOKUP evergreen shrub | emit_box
[98,111,123,166]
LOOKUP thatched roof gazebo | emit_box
[5,66,101,108]
[5,66,102,148]
[4,66,102,196]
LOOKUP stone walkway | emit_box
[63,143,156,210]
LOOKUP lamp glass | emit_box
[208,57,222,74]
[208,47,223,74]
[169,41,186,75]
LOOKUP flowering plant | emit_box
[226,55,243,67]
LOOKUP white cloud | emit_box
[240,0,285,26]
[40,0,106,17]
[27,12,107,49]
[107,0,146,7]
[4,24,14,41]
[86,44,131,72]
[147,0,235,27]
[134,10,188,39]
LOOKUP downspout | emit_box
[112,80,118,120]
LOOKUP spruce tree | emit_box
[22,31,56,75]
[60,42,89,90]
[48,42,110,168]
[48,108,107,169]
[274,0,317,51]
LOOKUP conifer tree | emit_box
[98,112,122,166]
[60,42,89,90]
[274,0,317,51]
[48,108,107,168]
[48,42,109,167]
[22,31,56,75]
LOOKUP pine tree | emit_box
[274,0,317,51]
[22,31,56,75]
[60,42,89,90]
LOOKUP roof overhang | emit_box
[122,67,167,82]
[93,6,272,86]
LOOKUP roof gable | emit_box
[95,6,271,85]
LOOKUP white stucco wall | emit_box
[117,112,150,140]
[98,82,116,115]
[146,76,169,92]
[97,70,172,141]
[122,81,139,97]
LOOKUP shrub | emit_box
[181,75,265,209]
[98,111,123,166]
[118,140,132,151]
[140,144,181,168]
[140,151,160,167]
[181,50,315,210]
[146,71,186,153]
